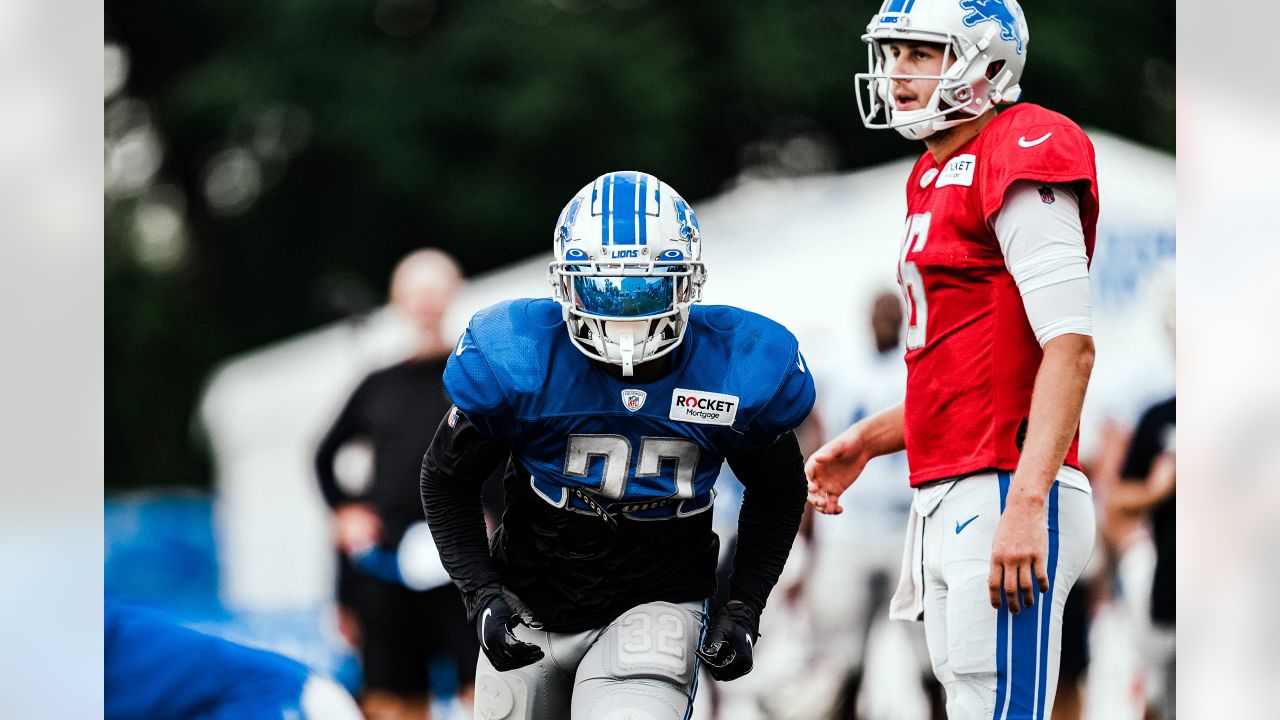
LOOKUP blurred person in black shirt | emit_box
[1107,396,1175,718]
[315,249,479,720]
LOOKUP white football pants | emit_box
[891,470,1096,720]
[473,600,706,720]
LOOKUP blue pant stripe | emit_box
[993,472,1011,720]
[1035,483,1061,720]
[994,474,1061,720]
[1009,560,1040,718]
[684,599,710,720]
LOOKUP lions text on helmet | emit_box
[549,171,707,377]
[856,0,1029,139]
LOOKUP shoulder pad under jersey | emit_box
[977,103,1098,222]
[444,298,565,433]
[686,305,816,442]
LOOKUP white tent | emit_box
[200,131,1174,611]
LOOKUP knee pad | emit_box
[602,602,699,687]
[474,669,526,720]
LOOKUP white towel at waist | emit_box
[888,480,956,622]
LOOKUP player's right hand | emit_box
[804,429,870,515]
[476,594,544,671]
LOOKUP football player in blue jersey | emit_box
[420,171,816,719]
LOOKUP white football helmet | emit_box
[549,171,707,377]
[855,0,1029,140]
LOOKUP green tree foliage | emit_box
[105,0,1173,489]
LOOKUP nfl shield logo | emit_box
[1038,185,1056,204]
[621,389,647,412]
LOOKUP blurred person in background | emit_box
[808,1,1101,718]
[1099,280,1174,719]
[807,290,942,720]
[1105,396,1174,720]
[107,597,363,720]
[420,172,815,719]
[315,249,478,720]
[1083,270,1175,720]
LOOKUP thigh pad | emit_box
[598,601,701,687]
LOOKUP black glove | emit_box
[476,591,544,672]
[695,601,760,681]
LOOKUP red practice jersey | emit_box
[897,103,1099,486]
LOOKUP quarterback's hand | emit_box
[805,429,871,515]
[476,593,544,672]
[988,492,1050,613]
[696,602,759,681]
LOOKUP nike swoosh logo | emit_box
[480,608,492,649]
[1018,132,1052,148]
[797,354,807,373]
[455,337,470,356]
[955,514,979,534]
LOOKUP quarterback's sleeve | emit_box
[443,327,517,444]
[420,409,510,621]
[994,181,1092,346]
[741,347,817,448]
[978,120,1097,230]
[723,430,807,617]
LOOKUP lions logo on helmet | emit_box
[958,0,1024,54]
[856,0,1030,139]
[548,172,707,377]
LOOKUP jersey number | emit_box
[618,610,688,673]
[564,435,701,500]
[899,212,931,350]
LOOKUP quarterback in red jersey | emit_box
[807,1,1098,718]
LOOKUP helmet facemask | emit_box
[550,258,706,377]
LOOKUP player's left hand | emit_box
[696,601,759,681]
[987,493,1049,613]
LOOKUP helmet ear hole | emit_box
[942,83,974,106]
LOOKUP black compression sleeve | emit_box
[314,379,370,509]
[724,430,807,617]
[420,411,509,620]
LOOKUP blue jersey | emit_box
[445,298,815,522]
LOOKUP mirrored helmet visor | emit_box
[572,275,675,318]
